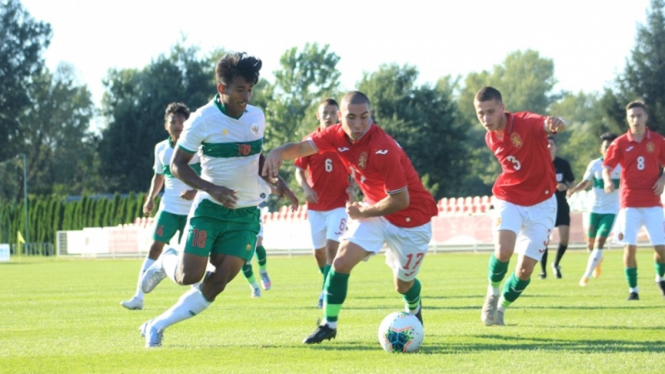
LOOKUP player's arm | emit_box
[295,167,318,204]
[263,141,318,180]
[544,116,567,134]
[346,176,358,202]
[143,173,165,216]
[566,180,590,197]
[653,168,665,195]
[346,188,409,220]
[601,167,615,193]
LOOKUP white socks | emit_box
[488,284,500,296]
[134,257,155,299]
[583,249,603,278]
[151,287,212,332]
[162,250,180,283]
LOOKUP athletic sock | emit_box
[255,245,267,271]
[540,248,548,273]
[323,270,349,327]
[134,257,155,299]
[401,279,421,313]
[242,263,257,286]
[322,264,331,290]
[151,287,211,332]
[502,272,531,304]
[554,244,568,266]
[655,262,665,282]
[625,267,638,289]
[162,250,179,283]
[583,248,603,278]
[488,253,509,294]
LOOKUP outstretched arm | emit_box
[262,141,317,180]
[567,180,590,197]
[346,188,409,220]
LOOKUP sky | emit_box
[21,0,654,109]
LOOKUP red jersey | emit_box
[486,112,556,206]
[294,128,350,211]
[309,123,438,228]
[603,128,665,208]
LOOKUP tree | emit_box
[0,0,52,161]
[358,64,469,199]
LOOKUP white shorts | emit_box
[493,195,557,261]
[344,216,431,282]
[616,207,665,246]
[307,208,348,249]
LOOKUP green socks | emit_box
[255,245,267,271]
[322,264,331,290]
[242,263,256,285]
[401,278,421,312]
[625,267,638,288]
[488,253,509,287]
[655,262,665,278]
[502,272,530,304]
[323,270,349,324]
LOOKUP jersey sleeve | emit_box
[294,155,309,170]
[375,142,408,194]
[603,141,621,169]
[153,144,163,174]
[178,115,206,153]
[582,161,594,181]
[309,126,338,153]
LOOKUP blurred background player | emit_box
[475,87,566,326]
[120,102,199,310]
[295,98,355,308]
[540,136,574,279]
[567,133,621,286]
[603,101,665,301]
[241,222,270,298]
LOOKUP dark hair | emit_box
[475,86,503,103]
[600,132,617,143]
[547,135,556,145]
[215,52,262,85]
[164,102,190,121]
[341,91,370,107]
[626,100,646,111]
[319,98,339,108]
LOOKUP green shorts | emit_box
[183,199,260,261]
[153,210,188,243]
[587,212,616,239]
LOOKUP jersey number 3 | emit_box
[506,155,521,171]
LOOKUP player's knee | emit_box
[148,242,165,259]
[332,256,353,273]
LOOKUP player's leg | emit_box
[255,235,271,290]
[318,208,347,308]
[621,208,642,300]
[307,211,328,304]
[580,213,601,286]
[552,225,569,278]
[241,260,261,298]
[641,206,665,297]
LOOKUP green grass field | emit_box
[1,249,664,373]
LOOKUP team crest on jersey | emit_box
[647,141,655,153]
[358,152,368,169]
[222,129,229,136]
[250,123,260,136]
[510,133,523,148]
[237,144,252,155]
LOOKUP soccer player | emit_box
[602,101,665,301]
[539,136,574,279]
[475,87,566,326]
[138,52,292,347]
[263,91,438,344]
[241,224,271,298]
[120,102,199,311]
[567,133,621,286]
[294,98,355,308]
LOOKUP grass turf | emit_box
[1,249,663,373]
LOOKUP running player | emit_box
[475,87,566,326]
[294,98,354,308]
[263,91,438,344]
[567,133,621,286]
[120,102,199,311]
[602,101,665,301]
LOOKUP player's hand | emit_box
[653,177,665,196]
[603,180,615,194]
[304,187,319,204]
[556,182,568,192]
[345,185,355,203]
[143,200,154,216]
[180,189,197,201]
[346,201,364,220]
[207,185,238,209]
[283,187,300,211]
[546,116,567,134]
[566,188,575,198]
[262,149,283,183]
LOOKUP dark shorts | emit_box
[555,202,570,227]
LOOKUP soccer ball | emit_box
[378,311,424,353]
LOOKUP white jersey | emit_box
[178,95,271,209]
[154,138,200,215]
[582,158,621,214]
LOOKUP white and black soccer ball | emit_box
[378,311,424,353]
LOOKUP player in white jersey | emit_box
[120,102,199,310]
[568,133,621,286]
[137,52,295,347]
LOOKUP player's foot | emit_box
[593,257,603,278]
[496,309,505,326]
[481,293,500,326]
[626,292,640,301]
[251,286,261,298]
[657,280,665,297]
[302,323,337,344]
[552,263,562,279]
[120,297,143,310]
[538,272,547,280]
[317,292,324,309]
[579,277,589,287]
[139,320,163,348]
[260,271,271,291]
[141,248,174,293]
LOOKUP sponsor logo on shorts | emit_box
[246,244,252,251]
[404,271,416,277]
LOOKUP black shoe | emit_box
[414,301,423,326]
[539,272,547,280]
[303,324,336,344]
[658,280,665,297]
[552,264,562,279]
[626,292,640,301]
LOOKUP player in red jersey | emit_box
[475,87,566,326]
[602,100,665,301]
[263,91,438,344]
[295,98,355,309]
